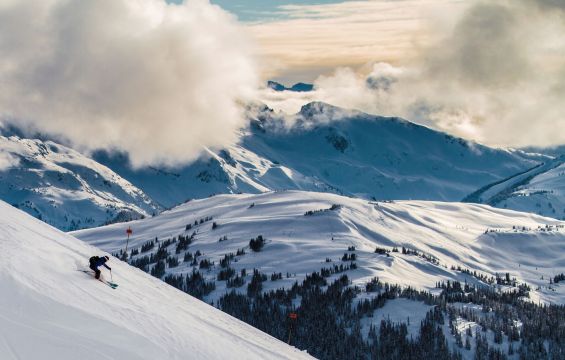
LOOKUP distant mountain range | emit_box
[94,102,540,207]
[267,80,314,92]
[0,102,561,230]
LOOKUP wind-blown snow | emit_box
[0,200,312,360]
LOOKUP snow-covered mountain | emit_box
[0,102,549,231]
[464,156,565,220]
[73,191,565,358]
[94,102,539,208]
[0,135,161,231]
[0,198,312,360]
[267,81,314,92]
[73,190,565,305]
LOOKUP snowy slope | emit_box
[93,102,538,208]
[0,199,312,360]
[0,135,161,230]
[464,156,565,220]
[74,191,565,305]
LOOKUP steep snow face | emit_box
[74,191,565,305]
[93,103,538,208]
[464,156,565,220]
[0,135,161,230]
[0,200,312,360]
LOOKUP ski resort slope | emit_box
[0,200,313,360]
[75,191,565,305]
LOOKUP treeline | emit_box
[215,266,565,360]
[217,270,463,360]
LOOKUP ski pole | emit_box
[110,269,113,282]
[288,312,298,345]
[125,227,133,259]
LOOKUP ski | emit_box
[78,269,118,289]
[101,280,119,289]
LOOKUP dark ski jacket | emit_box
[90,256,111,270]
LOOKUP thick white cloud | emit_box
[0,151,19,171]
[0,0,258,167]
[260,0,565,148]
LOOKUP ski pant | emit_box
[89,264,101,279]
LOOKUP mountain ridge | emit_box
[0,134,162,230]
[267,81,314,92]
[96,102,539,204]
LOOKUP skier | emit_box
[89,255,111,280]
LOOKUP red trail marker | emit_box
[288,312,298,344]
[124,227,133,257]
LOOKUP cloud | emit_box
[425,3,531,88]
[533,0,565,11]
[260,0,565,148]
[0,150,19,171]
[0,0,258,168]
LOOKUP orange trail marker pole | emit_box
[125,227,133,258]
[288,312,298,345]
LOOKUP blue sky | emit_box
[169,0,352,21]
[211,0,353,21]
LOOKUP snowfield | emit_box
[0,200,313,360]
[74,190,565,305]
